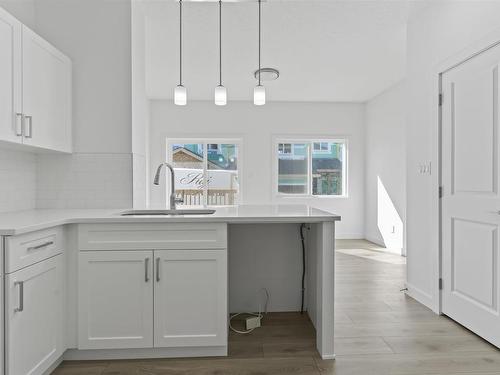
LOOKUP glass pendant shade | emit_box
[215,85,227,106]
[174,85,187,106]
[254,85,265,106]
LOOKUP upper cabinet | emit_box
[0,7,72,153]
[0,8,22,144]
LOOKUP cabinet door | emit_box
[0,8,22,143]
[5,254,64,375]
[154,249,227,348]
[78,251,154,349]
[21,25,71,152]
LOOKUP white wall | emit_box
[31,0,133,208]
[132,1,150,208]
[365,82,406,253]
[149,101,365,238]
[406,1,500,310]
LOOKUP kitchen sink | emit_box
[119,209,216,216]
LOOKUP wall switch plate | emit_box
[246,316,261,330]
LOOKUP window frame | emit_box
[166,137,243,207]
[272,137,348,198]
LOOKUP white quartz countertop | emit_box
[0,205,341,236]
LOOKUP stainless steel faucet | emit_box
[153,162,184,210]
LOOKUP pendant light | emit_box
[215,0,227,105]
[174,0,187,106]
[254,0,265,106]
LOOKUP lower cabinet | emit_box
[78,251,154,349]
[154,250,227,347]
[78,249,227,350]
[5,254,64,375]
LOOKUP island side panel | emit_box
[316,221,335,359]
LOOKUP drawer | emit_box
[78,223,227,251]
[5,226,63,273]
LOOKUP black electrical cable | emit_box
[300,223,306,314]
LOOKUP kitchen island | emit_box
[0,205,339,375]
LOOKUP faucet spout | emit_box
[153,162,183,210]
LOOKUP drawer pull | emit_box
[14,281,24,312]
[27,241,54,251]
[145,258,150,282]
[24,115,33,138]
[156,257,161,282]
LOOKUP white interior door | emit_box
[78,251,154,349]
[0,8,22,143]
[154,249,227,348]
[21,25,71,152]
[441,43,500,347]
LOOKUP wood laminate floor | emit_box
[53,240,500,375]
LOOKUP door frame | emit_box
[434,28,500,314]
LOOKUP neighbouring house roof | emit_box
[172,147,235,170]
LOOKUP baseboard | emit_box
[335,233,364,240]
[42,355,64,375]
[321,354,336,360]
[406,282,436,312]
[364,234,385,247]
[63,346,227,361]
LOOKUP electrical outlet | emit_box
[246,316,261,330]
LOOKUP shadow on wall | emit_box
[377,176,403,254]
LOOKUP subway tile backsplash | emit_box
[37,153,133,209]
[0,149,37,213]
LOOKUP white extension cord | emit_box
[229,288,270,334]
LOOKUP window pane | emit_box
[278,143,308,194]
[312,142,344,195]
[171,143,205,206]
[207,144,239,205]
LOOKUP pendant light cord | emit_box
[258,0,261,87]
[179,0,183,86]
[219,0,222,86]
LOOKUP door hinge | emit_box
[439,278,443,290]
[439,93,443,106]
[439,186,444,198]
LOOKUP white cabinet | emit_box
[0,7,22,144]
[5,254,64,375]
[78,248,228,351]
[0,6,71,152]
[78,251,154,349]
[154,250,227,348]
[21,26,72,152]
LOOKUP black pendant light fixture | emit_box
[254,0,265,105]
[174,0,187,105]
[214,0,227,105]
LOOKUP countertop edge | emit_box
[0,214,341,236]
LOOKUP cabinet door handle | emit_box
[27,241,54,251]
[14,281,24,312]
[145,257,150,282]
[24,115,33,138]
[156,257,160,282]
[15,113,24,136]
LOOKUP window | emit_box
[313,142,329,152]
[275,139,347,197]
[278,143,292,155]
[168,139,240,206]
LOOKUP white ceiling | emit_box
[142,0,428,102]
